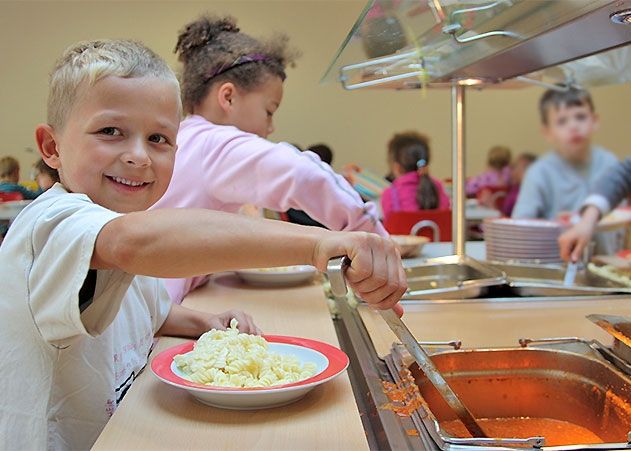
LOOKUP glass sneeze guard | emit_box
[322,0,630,90]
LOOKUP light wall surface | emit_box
[1,0,629,183]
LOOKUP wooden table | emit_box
[93,274,368,450]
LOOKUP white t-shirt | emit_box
[0,184,172,450]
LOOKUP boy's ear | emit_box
[216,82,237,113]
[35,124,61,169]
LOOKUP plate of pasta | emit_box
[235,265,317,287]
[151,320,349,410]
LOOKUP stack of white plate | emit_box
[484,218,565,263]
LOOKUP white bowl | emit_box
[151,335,349,410]
[391,235,430,258]
[236,265,317,287]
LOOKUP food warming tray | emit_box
[385,339,631,450]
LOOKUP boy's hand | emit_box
[558,205,600,262]
[203,309,262,335]
[312,232,407,314]
[158,304,262,338]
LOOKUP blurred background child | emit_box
[33,158,60,191]
[499,152,537,217]
[512,86,620,254]
[0,156,41,200]
[465,145,512,197]
[286,142,335,227]
[380,131,450,220]
[152,15,387,303]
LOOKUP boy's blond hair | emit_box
[48,39,180,129]
[0,156,20,180]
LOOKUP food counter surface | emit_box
[92,273,368,450]
[359,296,631,357]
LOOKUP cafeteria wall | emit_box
[1,0,630,183]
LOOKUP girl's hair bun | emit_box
[175,15,239,62]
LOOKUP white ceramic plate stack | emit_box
[484,218,566,264]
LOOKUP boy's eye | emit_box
[148,134,168,144]
[266,111,273,118]
[99,127,121,136]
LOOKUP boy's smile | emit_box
[37,76,181,213]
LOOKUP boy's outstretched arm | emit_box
[92,209,406,313]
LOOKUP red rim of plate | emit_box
[151,335,349,393]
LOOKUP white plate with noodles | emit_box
[235,265,317,287]
[151,321,349,410]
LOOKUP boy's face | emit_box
[38,76,180,213]
[542,103,598,164]
[225,75,283,139]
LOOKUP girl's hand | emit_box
[558,205,600,263]
[312,232,407,315]
[203,309,262,335]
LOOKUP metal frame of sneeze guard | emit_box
[339,51,427,91]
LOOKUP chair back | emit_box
[0,191,23,202]
[383,210,452,242]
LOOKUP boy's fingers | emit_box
[354,248,403,304]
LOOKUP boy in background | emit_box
[512,87,620,253]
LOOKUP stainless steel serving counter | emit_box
[332,242,631,450]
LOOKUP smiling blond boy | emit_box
[0,40,405,450]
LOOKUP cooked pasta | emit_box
[174,319,318,388]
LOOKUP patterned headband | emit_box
[205,53,270,82]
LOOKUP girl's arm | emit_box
[92,208,406,312]
[201,134,388,237]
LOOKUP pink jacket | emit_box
[465,166,511,197]
[381,171,451,218]
[152,115,387,303]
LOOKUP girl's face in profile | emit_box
[226,75,284,139]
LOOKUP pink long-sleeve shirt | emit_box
[152,115,387,303]
[381,171,451,218]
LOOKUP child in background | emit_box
[33,157,60,191]
[0,39,406,450]
[153,15,388,303]
[500,152,537,217]
[0,156,41,199]
[559,157,631,262]
[465,145,512,197]
[380,131,450,219]
[512,86,620,254]
[286,143,335,227]
[308,143,334,165]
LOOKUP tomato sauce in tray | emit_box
[441,417,603,446]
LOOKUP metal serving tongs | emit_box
[327,257,487,438]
